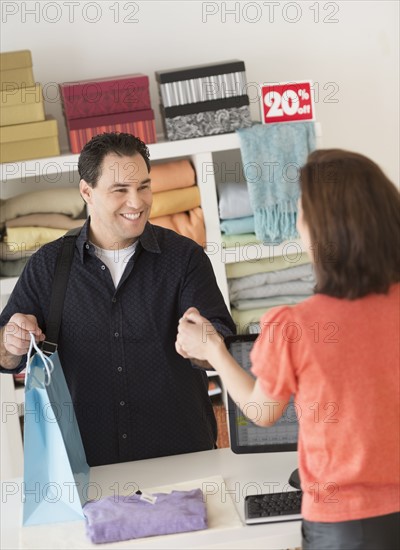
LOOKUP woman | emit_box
[176,149,400,550]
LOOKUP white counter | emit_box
[1,448,301,549]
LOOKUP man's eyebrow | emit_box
[109,178,151,189]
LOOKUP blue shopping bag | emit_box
[23,334,90,525]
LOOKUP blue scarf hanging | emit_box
[237,122,316,243]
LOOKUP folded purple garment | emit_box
[83,488,208,544]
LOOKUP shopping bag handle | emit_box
[25,332,54,386]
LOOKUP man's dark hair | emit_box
[300,148,400,299]
[77,132,151,186]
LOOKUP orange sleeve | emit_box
[250,306,299,401]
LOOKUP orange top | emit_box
[251,283,400,522]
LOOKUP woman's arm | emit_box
[176,307,288,427]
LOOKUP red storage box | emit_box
[66,109,156,153]
[59,74,151,119]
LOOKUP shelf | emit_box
[0,133,241,182]
[0,122,322,182]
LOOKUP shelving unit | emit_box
[0,125,321,478]
[0,133,243,479]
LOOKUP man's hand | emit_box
[0,314,45,369]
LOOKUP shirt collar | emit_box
[77,218,161,262]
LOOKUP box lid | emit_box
[0,116,58,143]
[0,50,32,71]
[155,60,246,84]
[67,108,154,130]
[59,74,151,119]
[60,73,149,96]
[162,95,249,118]
[0,84,42,107]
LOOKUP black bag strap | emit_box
[41,227,81,356]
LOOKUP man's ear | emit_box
[79,179,92,204]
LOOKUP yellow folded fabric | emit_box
[225,252,310,279]
[0,188,84,224]
[231,306,275,333]
[150,186,201,219]
[150,207,206,247]
[150,160,195,193]
[4,226,67,251]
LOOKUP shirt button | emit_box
[85,244,90,250]
[120,401,125,406]
[117,366,122,372]
[122,433,127,439]
[101,265,106,270]
[114,332,119,338]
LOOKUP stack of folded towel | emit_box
[217,162,315,334]
[218,180,256,246]
[0,188,84,276]
[149,160,206,246]
[225,252,314,333]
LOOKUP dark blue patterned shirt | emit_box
[0,220,235,466]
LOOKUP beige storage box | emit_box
[0,116,60,163]
[0,84,45,126]
[0,50,35,89]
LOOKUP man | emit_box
[0,132,235,466]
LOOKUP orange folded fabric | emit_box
[151,207,206,247]
[150,160,195,193]
[150,186,201,219]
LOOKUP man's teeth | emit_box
[122,213,141,220]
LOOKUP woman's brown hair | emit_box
[300,149,400,299]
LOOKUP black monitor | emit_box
[225,334,299,461]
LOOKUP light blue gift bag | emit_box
[23,334,90,525]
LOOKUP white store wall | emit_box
[1,0,399,185]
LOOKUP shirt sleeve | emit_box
[180,245,236,338]
[0,250,50,373]
[250,306,299,401]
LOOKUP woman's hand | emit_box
[176,307,223,363]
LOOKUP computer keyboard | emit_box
[244,490,302,524]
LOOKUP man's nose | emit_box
[125,190,142,208]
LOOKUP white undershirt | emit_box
[93,241,138,288]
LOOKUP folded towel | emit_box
[232,294,311,311]
[0,244,36,261]
[83,489,207,544]
[220,216,254,235]
[218,181,253,219]
[225,252,310,278]
[0,257,29,277]
[0,188,84,224]
[221,232,260,248]
[228,263,314,294]
[150,186,201,219]
[3,227,67,252]
[231,306,275,331]
[230,280,314,302]
[150,207,206,246]
[6,213,85,230]
[237,122,316,243]
[150,160,196,193]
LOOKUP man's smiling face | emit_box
[80,152,152,250]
